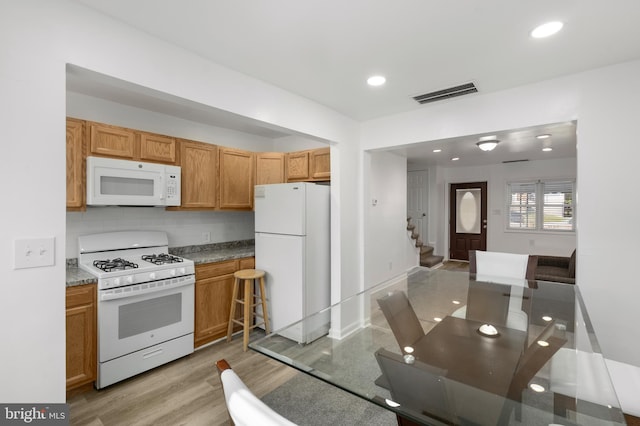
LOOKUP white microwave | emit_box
[86,156,181,206]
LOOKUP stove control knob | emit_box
[125,275,134,284]
[169,269,176,277]
[178,267,186,275]
[149,272,156,280]
[113,278,121,286]
[103,279,110,287]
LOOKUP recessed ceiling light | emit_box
[536,134,551,139]
[433,149,442,153]
[451,157,460,161]
[542,147,553,152]
[531,21,564,39]
[530,383,546,393]
[367,75,386,86]
[477,140,499,152]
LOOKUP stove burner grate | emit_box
[141,253,184,265]
[93,258,139,272]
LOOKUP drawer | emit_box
[239,257,255,270]
[66,284,96,309]
[196,260,238,279]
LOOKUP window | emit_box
[507,180,575,231]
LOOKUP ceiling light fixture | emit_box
[536,134,551,139]
[476,139,500,151]
[433,149,442,153]
[367,75,386,86]
[531,21,564,39]
[542,147,553,152]
[451,157,460,161]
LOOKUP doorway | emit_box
[449,182,487,261]
[407,170,429,245]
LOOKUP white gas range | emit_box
[78,231,195,389]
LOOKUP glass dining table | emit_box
[249,268,625,425]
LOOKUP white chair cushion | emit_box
[550,348,619,407]
[604,358,640,417]
[220,369,297,426]
[475,251,529,283]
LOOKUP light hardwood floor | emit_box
[68,334,296,426]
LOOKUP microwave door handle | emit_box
[158,174,165,200]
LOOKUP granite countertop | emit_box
[66,239,255,287]
[170,240,255,265]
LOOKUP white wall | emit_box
[364,151,418,287]
[273,134,328,152]
[361,61,640,373]
[439,158,577,258]
[66,209,255,257]
[1,0,359,403]
[67,92,278,151]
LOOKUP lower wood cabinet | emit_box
[66,284,96,391]
[194,257,255,348]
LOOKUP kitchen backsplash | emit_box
[66,207,255,258]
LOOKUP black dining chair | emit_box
[498,320,566,423]
[376,290,425,351]
[374,348,456,425]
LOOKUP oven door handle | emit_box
[99,277,194,302]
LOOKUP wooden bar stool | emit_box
[226,269,271,351]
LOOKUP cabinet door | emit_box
[66,118,85,210]
[256,152,285,185]
[195,274,236,347]
[66,285,96,390]
[310,147,331,180]
[219,147,255,210]
[139,132,176,163]
[286,151,310,181]
[88,122,136,159]
[178,140,217,208]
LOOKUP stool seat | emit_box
[234,269,265,280]
[227,269,270,351]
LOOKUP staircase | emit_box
[407,217,443,268]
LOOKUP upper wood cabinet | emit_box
[177,139,218,209]
[87,121,136,159]
[139,132,176,163]
[219,147,255,210]
[286,148,330,182]
[66,118,85,211]
[310,147,330,180]
[286,151,310,181]
[256,152,286,185]
[66,284,97,391]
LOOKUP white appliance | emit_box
[86,156,181,206]
[78,231,194,389]
[254,182,330,344]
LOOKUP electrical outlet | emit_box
[202,232,211,243]
[14,237,55,269]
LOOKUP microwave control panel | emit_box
[165,165,181,206]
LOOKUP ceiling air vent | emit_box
[502,159,530,164]
[413,82,478,104]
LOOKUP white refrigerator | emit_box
[254,182,330,344]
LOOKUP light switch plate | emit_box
[14,237,55,269]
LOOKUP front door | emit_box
[449,182,487,261]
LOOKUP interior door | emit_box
[449,182,487,261]
[407,170,429,244]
